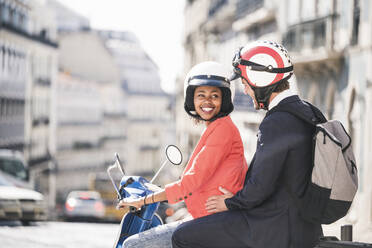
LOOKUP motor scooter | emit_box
[107,146,372,248]
[108,145,183,248]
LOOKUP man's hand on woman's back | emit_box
[205,186,233,213]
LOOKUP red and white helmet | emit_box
[230,40,293,109]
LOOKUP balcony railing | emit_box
[282,14,337,54]
[0,118,24,149]
[0,22,58,48]
[32,117,49,127]
[35,78,51,86]
[208,0,228,17]
[351,1,360,46]
[236,0,264,19]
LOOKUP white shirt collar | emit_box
[268,89,295,110]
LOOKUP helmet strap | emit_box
[239,59,293,74]
[243,73,293,110]
[252,84,278,110]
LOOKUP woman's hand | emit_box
[205,187,233,213]
[116,190,167,210]
[117,197,145,210]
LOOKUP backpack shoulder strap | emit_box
[304,101,327,124]
[268,100,327,126]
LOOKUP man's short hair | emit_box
[274,80,290,93]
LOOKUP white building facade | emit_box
[0,0,58,211]
[53,30,124,203]
[99,31,173,179]
[280,0,372,241]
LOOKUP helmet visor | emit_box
[188,75,230,88]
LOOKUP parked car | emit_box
[0,171,47,224]
[0,174,22,221]
[0,149,30,189]
[64,191,105,221]
[18,188,47,224]
[89,172,126,222]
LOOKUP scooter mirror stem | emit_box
[150,160,168,184]
[115,153,125,176]
[107,163,123,200]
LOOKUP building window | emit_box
[301,0,316,20]
[0,44,3,74]
[0,98,5,118]
[208,0,227,18]
[287,0,300,25]
[5,98,10,117]
[348,88,356,142]
[1,3,10,23]
[3,46,7,73]
[236,0,264,19]
[313,19,326,48]
[326,81,336,119]
[10,7,17,26]
[316,0,333,17]
[351,0,360,46]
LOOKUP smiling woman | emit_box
[117,61,248,248]
[184,61,234,122]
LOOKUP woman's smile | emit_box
[201,106,214,113]
[194,86,222,122]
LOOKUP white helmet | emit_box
[230,40,293,109]
[184,61,235,120]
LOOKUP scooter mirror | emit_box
[166,145,182,165]
[150,145,183,183]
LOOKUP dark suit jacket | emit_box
[225,95,323,248]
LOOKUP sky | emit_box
[60,0,185,93]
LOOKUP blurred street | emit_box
[1,220,372,248]
[0,221,118,248]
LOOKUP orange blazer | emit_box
[165,116,248,219]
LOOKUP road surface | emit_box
[0,221,119,248]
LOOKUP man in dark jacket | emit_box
[172,41,323,248]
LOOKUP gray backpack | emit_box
[273,102,358,224]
